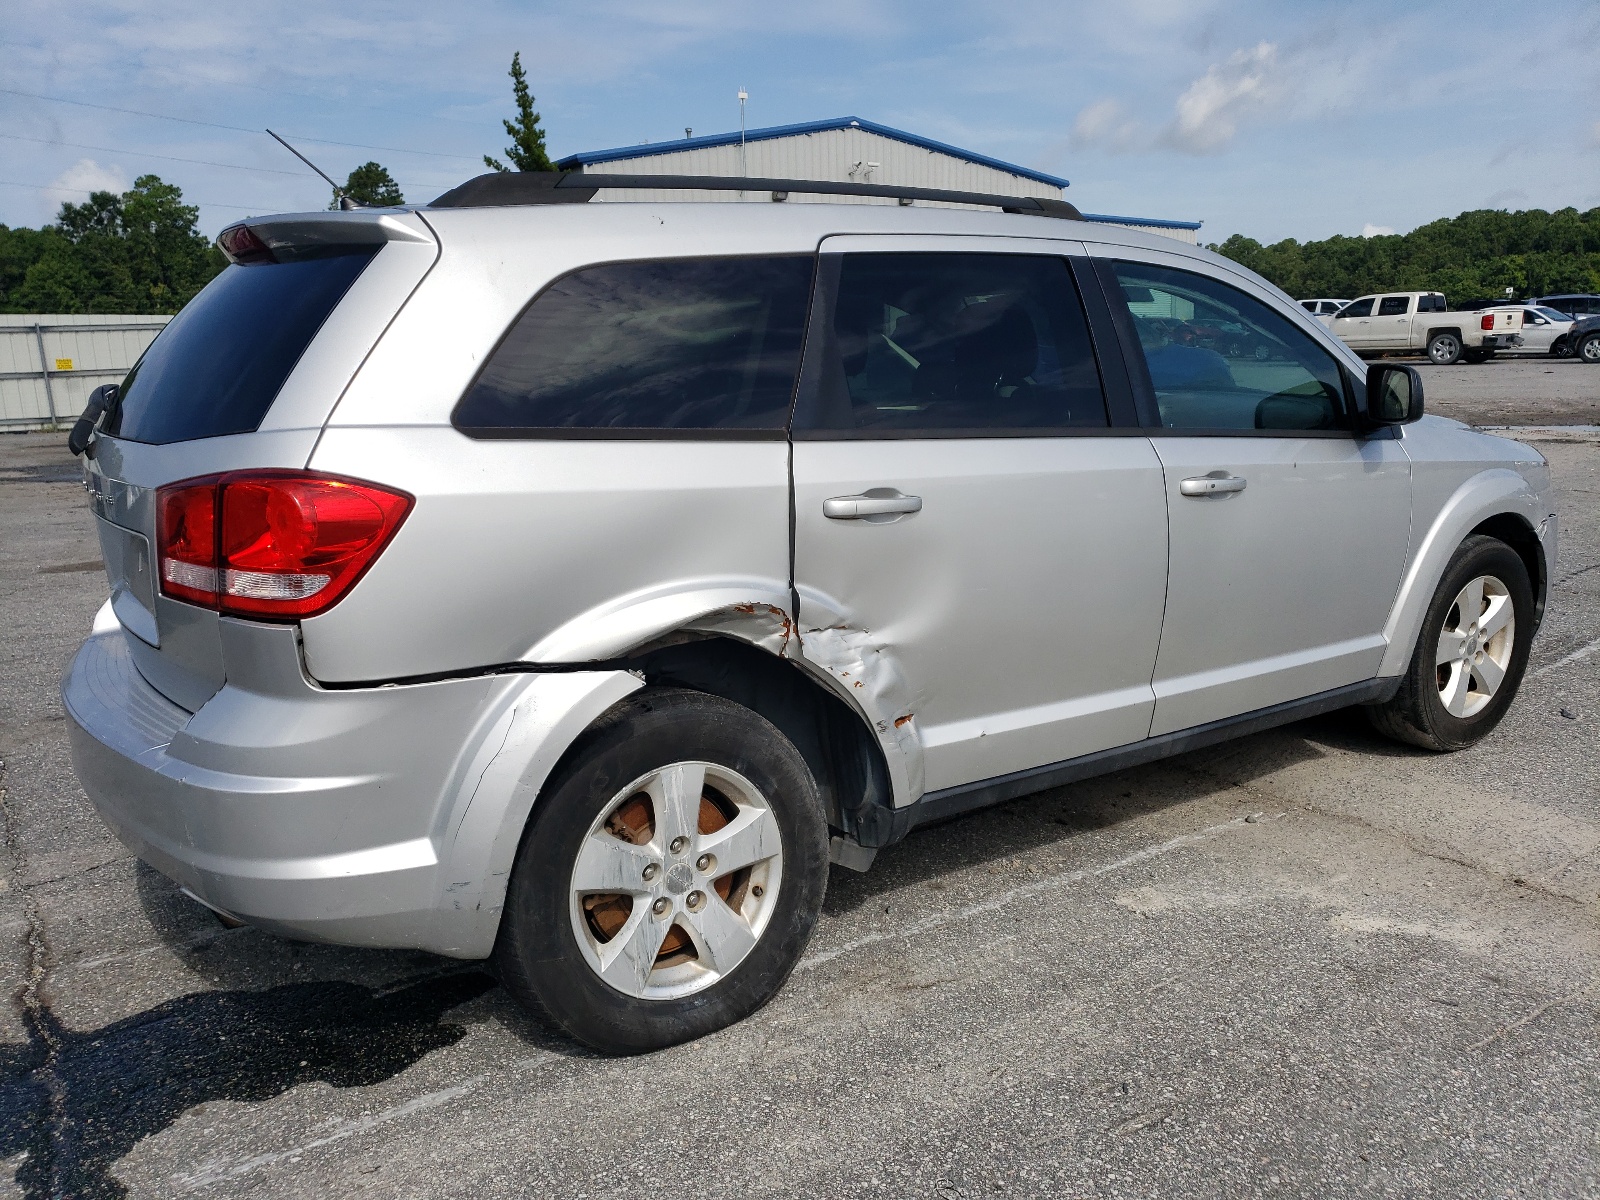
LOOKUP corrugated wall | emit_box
[0,314,169,430]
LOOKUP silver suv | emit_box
[63,174,1557,1053]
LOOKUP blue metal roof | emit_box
[556,116,1072,189]
[1081,211,1203,231]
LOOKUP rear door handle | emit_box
[1179,473,1247,497]
[823,490,923,520]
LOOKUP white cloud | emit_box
[1161,41,1283,154]
[1361,223,1395,238]
[49,158,129,200]
[1070,98,1144,152]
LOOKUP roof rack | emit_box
[428,171,1084,221]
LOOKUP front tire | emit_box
[1578,333,1600,364]
[1427,332,1463,365]
[1367,535,1533,751]
[495,688,829,1054]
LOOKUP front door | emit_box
[1098,253,1412,735]
[1329,296,1377,348]
[790,239,1170,796]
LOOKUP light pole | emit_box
[738,89,748,178]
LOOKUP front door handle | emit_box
[823,489,923,520]
[1179,473,1247,497]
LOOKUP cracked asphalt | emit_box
[1,372,1597,1198]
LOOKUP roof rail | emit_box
[428,171,1084,220]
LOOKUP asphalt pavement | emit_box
[0,366,1596,1198]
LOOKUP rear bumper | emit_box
[63,623,546,955]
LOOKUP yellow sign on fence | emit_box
[54,358,73,371]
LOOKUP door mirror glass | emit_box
[1366,364,1424,426]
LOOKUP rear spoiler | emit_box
[216,211,434,264]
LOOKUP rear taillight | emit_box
[216,223,276,264]
[1481,314,1495,330]
[156,472,412,619]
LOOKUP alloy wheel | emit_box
[568,761,784,1000]
[1435,574,1514,718]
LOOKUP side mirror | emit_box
[1364,364,1423,428]
[67,383,118,457]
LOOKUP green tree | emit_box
[484,51,554,172]
[1208,207,1600,302]
[334,161,404,209]
[2,175,224,315]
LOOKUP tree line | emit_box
[1209,206,1600,302]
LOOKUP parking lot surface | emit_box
[1,374,1596,1197]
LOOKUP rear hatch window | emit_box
[106,248,377,444]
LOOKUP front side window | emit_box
[1340,298,1375,318]
[453,256,813,435]
[1378,296,1411,316]
[1110,261,1348,433]
[796,253,1108,434]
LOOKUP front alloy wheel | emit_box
[1434,575,1514,718]
[1579,334,1600,364]
[1367,535,1533,751]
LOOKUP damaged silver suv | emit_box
[64,172,1556,1053]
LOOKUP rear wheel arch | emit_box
[617,636,895,850]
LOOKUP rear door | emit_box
[1375,294,1414,349]
[1093,249,1411,734]
[790,237,1169,795]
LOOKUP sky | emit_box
[3,0,1598,245]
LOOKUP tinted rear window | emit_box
[452,256,813,436]
[107,249,377,445]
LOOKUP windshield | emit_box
[107,248,377,444]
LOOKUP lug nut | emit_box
[751,884,764,898]
[696,853,715,873]
[642,863,660,883]
[669,836,689,854]
[652,897,670,916]
[686,890,705,911]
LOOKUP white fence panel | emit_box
[0,314,170,430]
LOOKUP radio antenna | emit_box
[266,129,358,210]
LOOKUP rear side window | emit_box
[1378,296,1410,315]
[107,250,377,445]
[453,257,813,436]
[794,253,1108,434]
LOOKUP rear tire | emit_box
[1427,332,1463,365]
[1366,535,1533,751]
[495,688,829,1054]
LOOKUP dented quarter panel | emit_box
[526,581,795,662]
[302,429,790,682]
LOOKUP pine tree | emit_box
[334,162,404,209]
[484,52,554,172]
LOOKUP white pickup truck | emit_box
[1329,291,1523,364]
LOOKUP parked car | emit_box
[1329,291,1523,364]
[62,176,1557,1053]
[1531,293,1600,318]
[1567,314,1600,363]
[1494,307,1577,356]
[1299,298,1351,326]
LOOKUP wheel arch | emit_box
[1378,469,1551,677]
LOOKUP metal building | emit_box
[1,314,169,432]
[556,116,1202,243]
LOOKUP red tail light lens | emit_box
[1481,314,1495,330]
[156,472,412,619]
[157,483,219,605]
